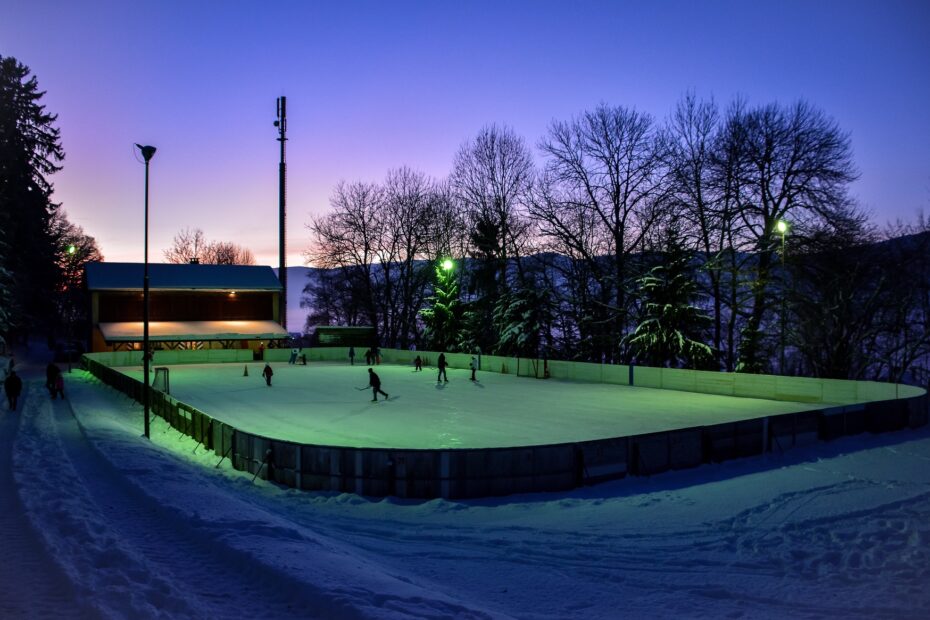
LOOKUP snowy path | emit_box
[48,398,334,618]
[0,379,89,619]
[3,353,930,618]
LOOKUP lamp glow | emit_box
[776,220,788,234]
[441,259,454,271]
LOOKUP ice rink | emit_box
[116,362,837,449]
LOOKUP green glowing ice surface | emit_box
[119,362,838,449]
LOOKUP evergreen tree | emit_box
[420,259,461,352]
[625,228,713,368]
[493,284,554,358]
[0,56,65,336]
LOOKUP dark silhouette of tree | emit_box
[50,210,102,342]
[451,125,535,351]
[0,55,65,337]
[163,228,254,265]
[534,104,668,362]
[726,101,857,372]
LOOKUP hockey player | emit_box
[437,353,448,383]
[367,368,389,402]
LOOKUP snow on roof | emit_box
[99,320,287,342]
[85,262,282,291]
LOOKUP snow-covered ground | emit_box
[115,362,833,449]
[3,352,930,619]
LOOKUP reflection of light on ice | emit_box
[437,433,463,448]
[116,362,835,450]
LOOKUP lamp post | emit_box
[65,244,76,372]
[776,219,789,375]
[136,144,156,438]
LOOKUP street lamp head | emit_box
[441,258,455,271]
[135,144,157,162]
[776,220,789,234]
[67,244,76,254]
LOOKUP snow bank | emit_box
[10,369,930,618]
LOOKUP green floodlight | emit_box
[776,220,788,234]
[441,258,455,271]
[67,244,76,254]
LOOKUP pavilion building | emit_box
[85,262,287,353]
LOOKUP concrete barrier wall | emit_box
[81,352,928,500]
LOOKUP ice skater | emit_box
[262,363,274,386]
[367,368,389,402]
[4,369,23,410]
[414,355,422,371]
[288,347,299,364]
[349,346,355,366]
[437,353,448,383]
[364,348,373,365]
[469,356,478,381]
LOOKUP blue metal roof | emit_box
[85,262,283,291]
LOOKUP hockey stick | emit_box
[355,386,370,391]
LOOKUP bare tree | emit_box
[164,228,209,264]
[163,228,254,265]
[381,167,436,347]
[306,181,384,337]
[208,241,255,265]
[727,101,858,372]
[451,124,535,286]
[450,125,536,352]
[533,104,669,361]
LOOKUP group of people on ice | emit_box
[255,346,479,404]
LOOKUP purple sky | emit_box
[2,0,929,266]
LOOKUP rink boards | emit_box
[83,350,928,499]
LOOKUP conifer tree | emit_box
[0,56,65,335]
[420,259,461,352]
[625,227,713,368]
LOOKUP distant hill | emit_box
[273,266,315,334]
[278,230,930,335]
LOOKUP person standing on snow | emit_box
[367,368,389,402]
[437,353,448,383]
[46,362,61,396]
[262,363,274,386]
[4,369,23,410]
[414,355,422,372]
[52,373,65,400]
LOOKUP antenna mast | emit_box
[275,96,287,330]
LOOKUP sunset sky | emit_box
[2,0,929,266]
